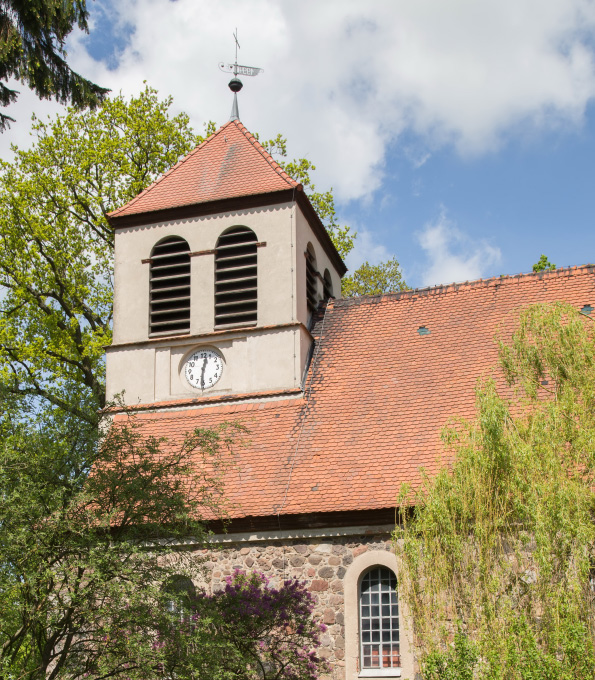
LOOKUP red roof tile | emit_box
[109,120,299,219]
[114,266,595,520]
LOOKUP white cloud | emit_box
[417,210,501,286]
[0,80,66,159]
[2,0,595,201]
[345,228,395,272]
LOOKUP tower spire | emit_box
[218,29,264,122]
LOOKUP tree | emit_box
[532,254,556,272]
[151,571,328,680]
[341,258,408,297]
[0,90,332,680]
[395,302,595,679]
[0,402,243,680]
[0,86,199,423]
[0,0,109,130]
[260,134,407,297]
[0,407,328,680]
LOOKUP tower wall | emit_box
[107,200,343,407]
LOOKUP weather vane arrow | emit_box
[218,63,263,77]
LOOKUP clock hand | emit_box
[200,357,207,389]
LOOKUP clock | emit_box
[184,348,223,390]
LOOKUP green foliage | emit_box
[0,399,244,680]
[0,0,109,130]
[153,571,328,680]
[395,302,595,679]
[0,86,199,422]
[532,254,556,272]
[341,257,408,297]
[0,93,407,429]
[0,91,329,680]
[424,629,479,680]
[259,134,407,296]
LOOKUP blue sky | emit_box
[2,0,595,289]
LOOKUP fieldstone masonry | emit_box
[193,530,394,680]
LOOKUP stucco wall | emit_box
[106,324,312,405]
[113,203,298,344]
[108,199,343,406]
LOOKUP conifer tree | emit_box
[0,0,109,130]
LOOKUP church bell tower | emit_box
[106,119,345,408]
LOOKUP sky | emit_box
[2,0,595,289]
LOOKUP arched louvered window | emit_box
[306,243,318,312]
[149,236,191,336]
[215,226,257,328]
[323,269,334,300]
[360,567,400,670]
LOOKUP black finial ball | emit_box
[228,77,243,93]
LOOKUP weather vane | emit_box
[219,29,263,121]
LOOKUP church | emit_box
[106,113,595,680]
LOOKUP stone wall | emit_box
[191,529,394,680]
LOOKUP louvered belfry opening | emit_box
[215,226,258,328]
[306,244,318,312]
[149,236,191,336]
[323,269,334,300]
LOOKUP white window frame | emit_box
[359,566,401,672]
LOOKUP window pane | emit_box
[360,566,400,669]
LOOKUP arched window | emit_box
[215,226,257,328]
[306,243,318,312]
[360,566,400,670]
[149,236,191,336]
[323,268,334,300]
[163,575,196,624]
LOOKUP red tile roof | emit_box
[115,266,595,521]
[108,120,299,219]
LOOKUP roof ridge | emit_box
[333,264,595,307]
[231,120,299,189]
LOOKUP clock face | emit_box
[184,349,223,390]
